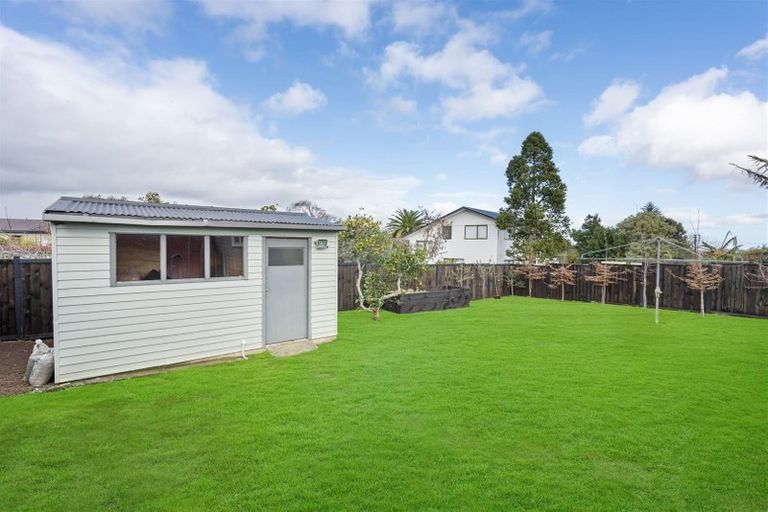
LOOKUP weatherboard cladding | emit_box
[44,197,340,228]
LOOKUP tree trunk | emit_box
[601,283,606,304]
[528,278,532,297]
[700,288,705,316]
[355,259,366,310]
[561,283,565,301]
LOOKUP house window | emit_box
[464,225,488,240]
[210,236,245,277]
[442,225,452,240]
[415,240,427,251]
[115,234,161,282]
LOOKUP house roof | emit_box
[457,206,499,220]
[43,197,343,231]
[1,218,50,234]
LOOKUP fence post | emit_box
[13,256,25,339]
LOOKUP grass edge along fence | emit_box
[1,259,765,340]
[338,262,768,317]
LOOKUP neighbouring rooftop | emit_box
[1,218,49,234]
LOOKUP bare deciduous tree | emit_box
[505,268,525,297]
[584,262,625,304]
[548,264,576,301]
[417,210,449,261]
[514,264,548,298]
[287,200,336,222]
[744,264,768,289]
[669,263,723,316]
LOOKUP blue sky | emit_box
[1,0,766,246]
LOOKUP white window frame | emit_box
[464,224,488,240]
[111,232,248,286]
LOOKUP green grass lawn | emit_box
[1,298,766,511]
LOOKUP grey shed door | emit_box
[265,238,308,344]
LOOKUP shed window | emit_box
[268,247,304,266]
[464,225,488,240]
[167,235,205,279]
[115,234,161,282]
[210,236,245,277]
[442,225,452,240]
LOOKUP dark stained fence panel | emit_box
[339,262,768,317]
[1,258,54,341]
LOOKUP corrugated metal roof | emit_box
[43,197,341,229]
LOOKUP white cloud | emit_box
[577,135,617,156]
[666,208,768,231]
[736,36,768,60]
[391,1,453,35]
[194,0,378,62]
[195,0,376,40]
[500,0,553,20]
[583,80,640,127]
[262,81,327,115]
[725,213,768,226]
[0,27,416,218]
[519,30,552,54]
[53,0,172,34]
[578,68,768,179]
[428,191,502,214]
[370,22,543,126]
[550,45,587,62]
[387,95,417,114]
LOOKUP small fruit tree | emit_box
[548,264,576,301]
[514,264,548,298]
[340,214,428,320]
[584,262,625,304]
[339,214,390,311]
[671,263,723,316]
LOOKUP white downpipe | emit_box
[241,340,248,360]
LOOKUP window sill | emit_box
[113,276,247,287]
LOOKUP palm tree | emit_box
[731,155,768,189]
[386,209,426,237]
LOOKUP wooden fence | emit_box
[1,259,765,340]
[338,263,768,317]
[1,258,53,340]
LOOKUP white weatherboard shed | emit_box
[43,197,342,383]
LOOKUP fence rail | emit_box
[1,259,765,340]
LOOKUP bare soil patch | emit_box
[0,340,36,397]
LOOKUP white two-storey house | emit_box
[402,206,513,263]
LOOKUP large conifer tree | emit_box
[496,131,569,262]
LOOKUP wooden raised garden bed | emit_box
[383,287,470,314]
